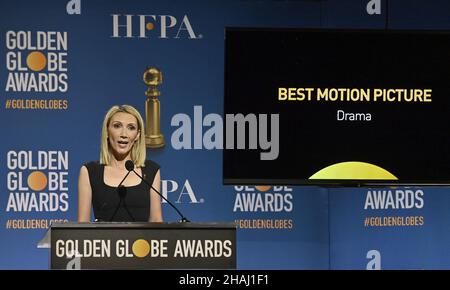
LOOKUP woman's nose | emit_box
[120,128,128,138]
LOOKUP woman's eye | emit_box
[128,125,137,130]
[113,123,121,128]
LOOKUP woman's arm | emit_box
[77,165,92,222]
[149,169,163,222]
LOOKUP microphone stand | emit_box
[119,186,135,222]
[109,170,133,222]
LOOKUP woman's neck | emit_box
[109,154,131,169]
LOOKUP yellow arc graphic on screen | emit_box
[309,161,398,180]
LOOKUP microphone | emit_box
[125,160,190,223]
[109,164,135,222]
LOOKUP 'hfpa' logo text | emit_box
[111,14,201,39]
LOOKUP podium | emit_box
[38,222,236,270]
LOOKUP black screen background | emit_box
[223,28,450,185]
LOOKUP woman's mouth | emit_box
[117,140,129,148]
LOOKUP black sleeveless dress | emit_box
[84,160,160,222]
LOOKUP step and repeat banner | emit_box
[329,187,450,269]
[1,0,450,269]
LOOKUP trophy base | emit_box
[146,135,165,148]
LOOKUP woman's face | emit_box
[107,112,140,158]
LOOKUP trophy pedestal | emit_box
[146,135,165,148]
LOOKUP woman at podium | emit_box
[77,105,163,223]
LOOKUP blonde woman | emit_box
[77,105,162,222]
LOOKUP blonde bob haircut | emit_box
[99,105,146,167]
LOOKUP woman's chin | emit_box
[111,148,131,158]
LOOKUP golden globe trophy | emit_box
[143,67,164,148]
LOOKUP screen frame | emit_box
[223,27,450,186]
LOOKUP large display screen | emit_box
[223,28,450,185]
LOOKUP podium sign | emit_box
[40,222,236,270]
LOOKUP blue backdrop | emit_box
[1,0,450,269]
